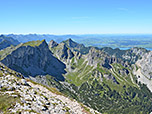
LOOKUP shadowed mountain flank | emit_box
[1,40,66,81]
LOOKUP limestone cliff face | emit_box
[97,47,152,84]
[85,47,126,68]
[1,40,66,81]
[49,40,58,48]
[49,40,83,63]
[102,47,149,64]
[122,47,149,64]
[51,42,74,62]
[136,51,152,79]
[131,49,152,91]
[49,41,78,72]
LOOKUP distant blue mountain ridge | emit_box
[5,34,152,50]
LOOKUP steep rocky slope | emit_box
[49,40,58,48]
[62,38,90,54]
[101,47,149,64]
[133,51,152,92]
[101,46,152,92]
[49,40,82,73]
[49,42,74,63]
[1,40,66,81]
[48,39,152,113]
[0,62,99,114]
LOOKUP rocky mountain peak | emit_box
[130,47,149,56]
[63,38,85,49]
[1,40,66,81]
[62,38,90,54]
[68,38,72,42]
[49,40,58,48]
[86,47,126,69]
[51,42,74,63]
[38,39,48,48]
[63,38,78,48]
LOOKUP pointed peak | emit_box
[63,38,77,44]
[68,38,72,41]
[68,38,74,42]
[64,38,75,43]
[41,39,47,45]
[49,40,58,48]
[49,40,57,44]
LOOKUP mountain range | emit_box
[6,34,152,49]
[0,36,152,114]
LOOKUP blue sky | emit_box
[0,0,152,34]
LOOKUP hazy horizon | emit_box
[1,33,152,36]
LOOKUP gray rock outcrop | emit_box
[1,40,66,81]
[133,50,152,92]
[85,47,124,68]
[49,40,58,48]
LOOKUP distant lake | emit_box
[146,48,152,51]
[112,47,152,51]
[118,48,130,50]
